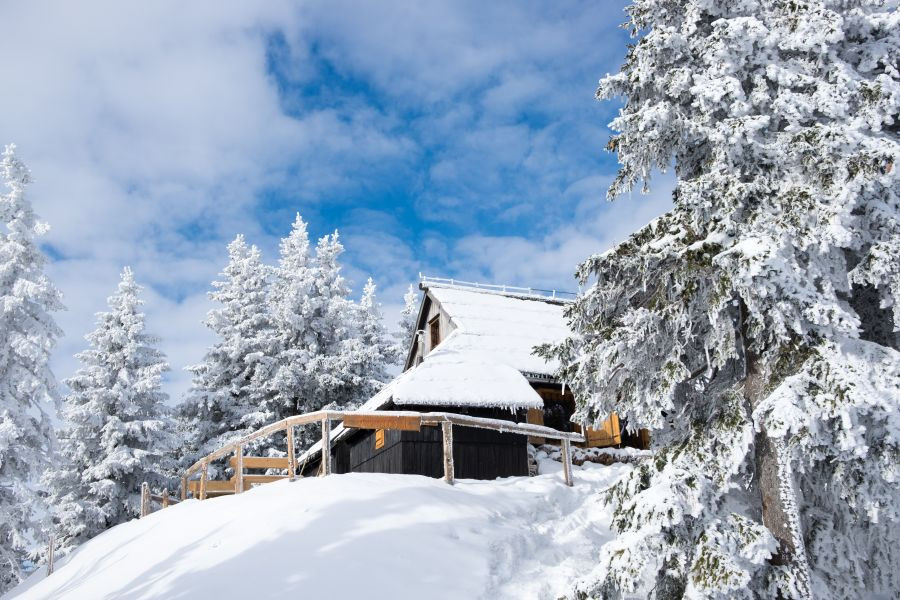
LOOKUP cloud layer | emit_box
[0,0,672,402]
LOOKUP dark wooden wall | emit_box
[315,405,529,480]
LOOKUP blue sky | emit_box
[0,0,672,399]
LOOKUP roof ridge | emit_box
[419,275,576,304]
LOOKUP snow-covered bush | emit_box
[543,1,900,598]
[46,268,174,556]
[0,145,63,593]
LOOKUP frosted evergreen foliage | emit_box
[267,215,388,452]
[545,2,900,598]
[46,268,174,556]
[179,236,273,471]
[391,284,419,365]
[0,144,63,593]
[340,278,394,404]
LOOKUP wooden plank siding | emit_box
[323,407,529,480]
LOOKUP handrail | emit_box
[180,410,585,499]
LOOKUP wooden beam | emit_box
[140,482,150,518]
[161,488,169,509]
[286,426,297,481]
[181,475,187,501]
[343,414,421,431]
[46,533,55,576]
[228,456,290,470]
[190,480,237,493]
[241,475,288,488]
[321,418,332,476]
[420,413,586,442]
[199,461,209,500]
[442,421,454,485]
[561,439,574,487]
[234,445,244,494]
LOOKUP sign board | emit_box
[343,414,422,432]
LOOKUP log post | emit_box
[46,533,55,576]
[286,425,297,481]
[180,475,188,501]
[442,420,454,485]
[561,439,574,486]
[234,444,244,494]
[199,461,209,501]
[162,488,169,509]
[140,482,150,517]
[321,418,332,476]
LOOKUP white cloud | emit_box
[445,174,675,292]
[0,0,660,406]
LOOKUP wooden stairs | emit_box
[186,456,291,498]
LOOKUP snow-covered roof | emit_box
[393,331,544,409]
[425,283,570,377]
[386,283,571,409]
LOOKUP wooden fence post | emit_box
[442,420,454,485]
[286,425,297,481]
[561,438,574,487]
[200,461,209,500]
[181,475,188,501]
[321,418,332,476]
[234,444,244,494]
[46,533,55,576]
[162,488,169,508]
[140,482,150,517]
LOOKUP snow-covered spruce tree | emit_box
[292,231,362,430]
[266,215,373,451]
[391,284,419,365]
[264,213,316,443]
[543,2,900,599]
[338,277,394,406]
[0,144,63,593]
[46,268,174,555]
[178,235,273,473]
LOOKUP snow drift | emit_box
[9,458,629,600]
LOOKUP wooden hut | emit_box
[298,278,645,480]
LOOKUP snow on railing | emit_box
[419,274,577,301]
[172,410,585,509]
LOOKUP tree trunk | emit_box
[744,354,813,599]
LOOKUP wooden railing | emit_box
[178,410,586,503]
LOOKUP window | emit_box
[374,429,385,450]
[429,315,441,349]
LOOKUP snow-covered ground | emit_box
[8,457,630,600]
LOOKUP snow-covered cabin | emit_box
[299,279,642,480]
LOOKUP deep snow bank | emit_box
[9,459,629,600]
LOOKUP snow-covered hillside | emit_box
[9,458,629,600]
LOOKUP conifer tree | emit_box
[179,235,272,471]
[544,2,900,598]
[391,284,419,366]
[287,231,357,444]
[266,214,316,434]
[268,215,390,451]
[46,268,173,556]
[0,145,63,593]
[336,278,393,407]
